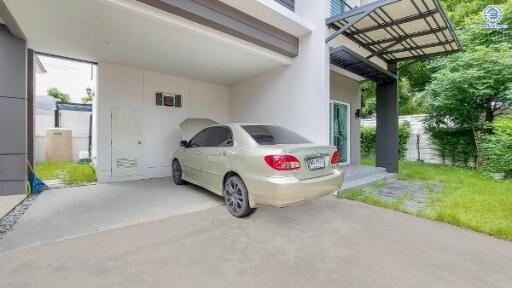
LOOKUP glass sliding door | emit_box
[330,101,350,164]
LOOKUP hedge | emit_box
[429,127,477,166]
[361,122,410,159]
[478,116,512,177]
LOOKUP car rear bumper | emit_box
[243,169,344,208]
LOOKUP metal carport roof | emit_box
[327,0,461,74]
[330,45,397,83]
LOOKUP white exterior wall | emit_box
[229,1,331,144]
[96,63,229,182]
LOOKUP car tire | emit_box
[172,160,185,185]
[224,175,253,218]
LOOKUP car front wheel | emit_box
[224,175,253,218]
[172,160,184,185]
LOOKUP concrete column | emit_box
[0,24,27,195]
[376,64,399,173]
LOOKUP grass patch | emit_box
[35,162,97,185]
[358,157,512,241]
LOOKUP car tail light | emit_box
[331,150,341,164]
[264,155,301,171]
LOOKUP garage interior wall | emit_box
[96,63,229,183]
[229,1,331,145]
[330,70,361,164]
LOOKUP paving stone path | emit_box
[342,179,444,213]
[377,180,443,213]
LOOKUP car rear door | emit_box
[202,126,234,193]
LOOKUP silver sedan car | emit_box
[172,119,344,217]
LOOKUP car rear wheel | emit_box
[224,175,253,218]
[172,160,184,185]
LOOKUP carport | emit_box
[1,0,302,250]
[3,0,296,185]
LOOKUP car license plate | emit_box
[307,157,325,170]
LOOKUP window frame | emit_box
[206,126,234,148]
[187,126,234,148]
[187,127,212,148]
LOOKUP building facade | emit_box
[0,0,460,192]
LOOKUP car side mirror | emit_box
[180,140,188,148]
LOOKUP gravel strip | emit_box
[0,195,38,240]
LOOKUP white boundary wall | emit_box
[362,115,445,164]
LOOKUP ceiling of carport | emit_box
[4,0,290,85]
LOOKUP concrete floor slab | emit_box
[0,195,26,218]
[0,178,223,252]
[0,197,511,288]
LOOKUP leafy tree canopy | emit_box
[447,0,511,49]
[47,87,70,103]
[424,46,512,128]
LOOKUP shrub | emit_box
[398,123,410,159]
[478,116,512,177]
[361,126,376,157]
[429,127,478,166]
[361,123,410,159]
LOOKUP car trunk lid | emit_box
[280,144,338,180]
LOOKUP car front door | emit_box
[202,126,234,193]
[182,128,210,184]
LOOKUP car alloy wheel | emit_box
[224,176,252,218]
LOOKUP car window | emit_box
[188,128,211,148]
[241,125,312,145]
[207,126,233,147]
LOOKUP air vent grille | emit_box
[117,158,137,168]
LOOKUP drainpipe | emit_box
[54,105,60,128]
[88,114,92,160]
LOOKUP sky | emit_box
[36,55,97,104]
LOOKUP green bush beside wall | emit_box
[361,122,410,159]
[478,116,512,177]
[429,127,477,166]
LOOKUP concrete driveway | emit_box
[0,178,223,252]
[1,197,511,288]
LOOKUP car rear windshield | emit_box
[241,125,312,145]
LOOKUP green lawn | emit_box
[346,158,512,241]
[35,162,97,185]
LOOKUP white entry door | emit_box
[111,107,143,178]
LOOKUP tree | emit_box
[81,95,92,104]
[360,78,426,118]
[47,87,70,103]
[423,0,512,128]
[81,87,94,104]
[398,61,433,93]
[424,46,512,128]
[361,81,376,118]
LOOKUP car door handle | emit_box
[221,151,234,157]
